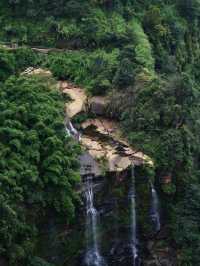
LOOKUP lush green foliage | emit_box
[116,51,200,266]
[1,0,200,264]
[0,49,15,81]
[0,47,41,81]
[0,74,81,265]
[46,49,119,94]
[171,183,200,265]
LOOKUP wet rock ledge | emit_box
[60,81,153,176]
[21,68,153,176]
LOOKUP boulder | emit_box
[89,96,109,116]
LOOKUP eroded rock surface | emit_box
[21,70,152,175]
[79,152,102,177]
[60,81,87,118]
[81,118,152,173]
[89,96,109,116]
[62,82,153,175]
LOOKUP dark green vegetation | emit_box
[0,47,41,81]
[1,0,200,265]
[0,53,81,265]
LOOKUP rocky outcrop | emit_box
[22,69,153,175]
[60,81,87,118]
[80,118,152,173]
[61,81,153,175]
[88,96,109,116]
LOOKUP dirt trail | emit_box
[0,43,72,53]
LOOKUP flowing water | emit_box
[129,164,138,266]
[65,119,81,141]
[84,175,106,266]
[150,181,161,232]
[65,119,105,265]
[64,118,160,265]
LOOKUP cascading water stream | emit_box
[65,118,81,141]
[129,164,138,266]
[150,181,161,232]
[64,117,105,265]
[84,174,106,266]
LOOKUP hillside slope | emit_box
[1,1,200,265]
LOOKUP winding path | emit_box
[0,42,72,53]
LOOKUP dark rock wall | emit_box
[39,166,176,266]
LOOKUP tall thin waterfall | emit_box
[129,164,138,266]
[84,174,106,266]
[150,181,161,232]
[65,119,81,141]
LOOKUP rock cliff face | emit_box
[22,70,174,266]
[60,81,87,118]
[60,81,175,266]
[61,80,152,176]
[80,118,151,172]
[59,167,175,266]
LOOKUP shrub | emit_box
[0,49,15,81]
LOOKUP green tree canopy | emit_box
[0,74,81,265]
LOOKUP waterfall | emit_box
[65,119,81,141]
[150,181,161,232]
[84,174,106,266]
[65,116,105,265]
[129,164,138,266]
